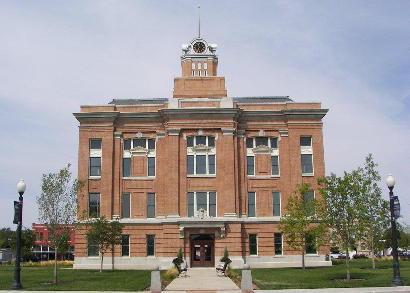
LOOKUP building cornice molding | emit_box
[240,109,328,121]
[78,216,282,225]
[73,112,119,123]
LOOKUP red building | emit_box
[32,223,75,261]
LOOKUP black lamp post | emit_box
[11,179,26,290]
[386,174,403,286]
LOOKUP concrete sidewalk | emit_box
[1,287,409,293]
[164,267,240,291]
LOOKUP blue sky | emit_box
[0,0,409,228]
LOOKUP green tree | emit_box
[10,228,35,259]
[86,217,123,272]
[279,183,327,270]
[36,163,82,284]
[318,170,366,280]
[359,154,390,269]
[0,228,13,248]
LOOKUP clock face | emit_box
[193,42,206,53]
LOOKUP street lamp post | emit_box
[11,179,26,290]
[385,174,403,286]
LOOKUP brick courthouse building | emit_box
[73,32,330,269]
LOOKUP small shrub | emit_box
[163,268,179,282]
[353,254,368,259]
[220,247,231,263]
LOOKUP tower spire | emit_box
[198,5,201,38]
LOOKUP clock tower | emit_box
[173,35,227,98]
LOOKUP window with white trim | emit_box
[248,192,256,217]
[88,193,100,218]
[274,233,282,255]
[300,136,314,175]
[187,136,216,176]
[147,193,155,218]
[303,190,315,216]
[187,191,216,217]
[272,191,280,216]
[89,139,102,177]
[121,193,130,218]
[123,138,156,177]
[246,137,279,176]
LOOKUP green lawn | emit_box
[0,264,151,291]
[246,259,410,290]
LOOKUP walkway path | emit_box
[164,267,240,291]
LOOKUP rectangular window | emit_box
[121,235,130,257]
[133,138,145,148]
[121,193,130,218]
[301,154,313,174]
[197,192,207,212]
[148,139,156,150]
[123,158,131,177]
[204,70,207,76]
[186,191,217,217]
[271,156,279,175]
[192,70,195,76]
[270,137,278,149]
[274,233,282,255]
[209,192,216,217]
[249,234,258,255]
[187,155,194,175]
[246,138,254,148]
[247,156,255,175]
[248,192,256,217]
[187,192,195,217]
[303,190,315,216]
[272,191,280,216]
[208,155,215,174]
[196,136,206,145]
[198,63,202,69]
[123,139,131,150]
[148,157,155,176]
[187,137,194,147]
[89,157,101,176]
[255,137,268,147]
[186,136,216,176]
[198,70,201,76]
[88,193,100,218]
[146,235,155,256]
[300,136,312,147]
[87,238,99,257]
[196,155,206,174]
[306,233,317,254]
[90,139,102,150]
[147,193,155,218]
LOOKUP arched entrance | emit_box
[190,234,215,267]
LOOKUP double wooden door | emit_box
[191,239,214,267]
